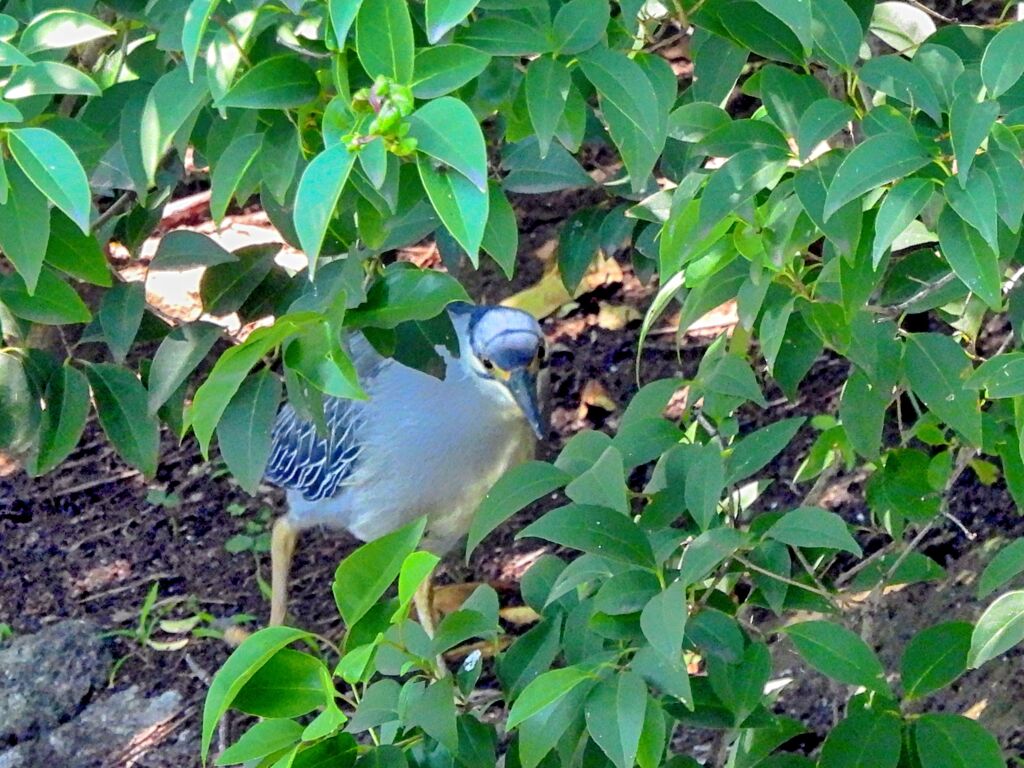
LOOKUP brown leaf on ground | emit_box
[578,379,618,420]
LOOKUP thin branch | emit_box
[734,555,839,608]
[91,191,135,233]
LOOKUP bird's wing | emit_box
[265,395,368,502]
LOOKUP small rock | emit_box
[0,620,112,744]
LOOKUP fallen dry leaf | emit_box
[578,379,618,419]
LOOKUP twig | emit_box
[734,555,838,608]
[889,270,957,315]
[860,447,977,644]
[91,191,135,233]
[53,468,141,497]
[906,0,953,23]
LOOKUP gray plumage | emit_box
[264,304,547,555]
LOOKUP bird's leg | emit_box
[413,576,437,638]
[270,516,299,626]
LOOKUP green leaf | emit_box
[818,710,902,768]
[678,527,743,586]
[766,506,862,555]
[823,135,931,219]
[99,281,146,363]
[699,119,789,158]
[944,171,999,254]
[968,589,1024,668]
[949,94,998,187]
[750,0,813,52]
[810,0,862,70]
[558,207,603,293]
[502,138,592,193]
[140,64,210,186]
[457,16,551,56]
[406,678,459,751]
[0,100,22,123]
[190,315,316,455]
[411,45,490,99]
[466,461,570,559]
[981,21,1024,98]
[578,46,664,192]
[0,163,50,292]
[182,0,220,80]
[416,156,488,262]
[585,671,647,768]
[668,102,730,142]
[518,503,656,568]
[725,417,805,484]
[210,132,262,223]
[482,183,518,278]
[45,210,109,286]
[760,64,828,138]
[148,322,220,415]
[202,626,313,762]
[914,714,1004,768]
[977,538,1024,598]
[871,177,933,266]
[685,442,724,531]
[219,56,319,110]
[640,579,687,659]
[408,97,488,192]
[232,648,327,719]
[0,268,89,325]
[0,40,32,66]
[200,244,276,316]
[699,147,790,234]
[785,620,888,692]
[28,364,89,476]
[216,369,281,494]
[977,142,1024,232]
[706,642,771,724]
[507,666,595,728]
[905,333,982,446]
[5,62,100,99]
[216,718,303,766]
[860,54,941,124]
[426,0,479,44]
[84,363,160,478]
[901,621,972,700]
[566,446,628,513]
[526,56,571,159]
[329,0,363,47]
[346,264,469,328]
[8,127,90,233]
[936,205,1001,310]
[294,143,356,272]
[552,0,609,55]
[21,9,114,53]
[356,0,414,82]
[333,517,426,627]
[150,230,237,271]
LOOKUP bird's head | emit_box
[448,303,549,440]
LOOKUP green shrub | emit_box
[4,0,1024,765]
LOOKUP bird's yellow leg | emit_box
[270,516,299,626]
[413,576,437,638]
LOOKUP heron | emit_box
[263,302,548,635]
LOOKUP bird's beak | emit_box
[507,368,546,440]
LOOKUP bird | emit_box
[263,301,548,634]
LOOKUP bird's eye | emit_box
[481,358,494,371]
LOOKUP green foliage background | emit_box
[4,0,1024,765]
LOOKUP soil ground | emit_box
[3,2,1024,765]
